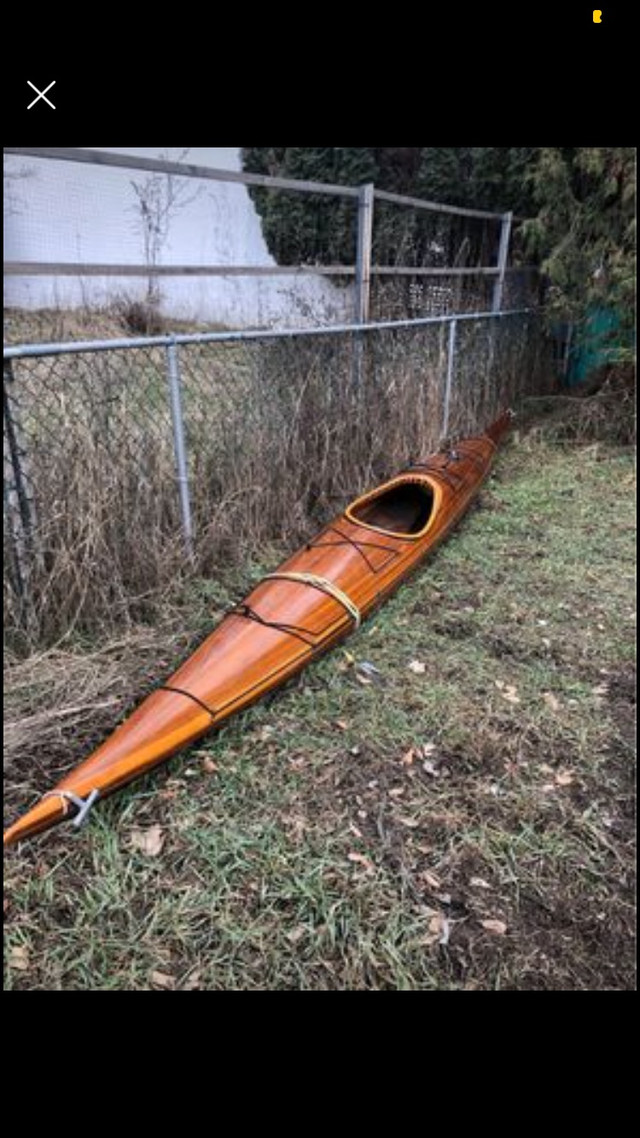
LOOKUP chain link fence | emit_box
[4,312,551,650]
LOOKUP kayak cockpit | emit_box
[345,476,440,538]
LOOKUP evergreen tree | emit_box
[241,148,635,347]
[522,147,636,328]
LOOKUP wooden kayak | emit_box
[3,409,514,847]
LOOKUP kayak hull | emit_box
[4,410,513,846]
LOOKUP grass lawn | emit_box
[4,425,636,990]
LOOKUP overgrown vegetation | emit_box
[522,148,636,332]
[4,419,635,990]
[3,312,546,652]
[241,148,538,267]
[243,147,636,359]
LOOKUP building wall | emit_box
[4,147,354,328]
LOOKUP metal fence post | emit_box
[492,211,513,313]
[3,359,37,632]
[165,340,194,561]
[442,318,457,438]
[355,182,374,323]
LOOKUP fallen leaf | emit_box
[202,758,218,774]
[424,912,450,946]
[439,918,452,946]
[130,825,165,857]
[409,660,426,675]
[470,876,492,890]
[421,870,442,890]
[422,742,437,757]
[348,851,374,872]
[543,692,561,712]
[389,787,405,798]
[423,760,439,776]
[401,747,416,766]
[555,769,574,786]
[8,944,29,971]
[150,970,176,990]
[397,816,420,829]
[480,919,507,935]
[501,685,521,704]
[286,926,306,944]
[335,720,349,731]
[355,673,373,686]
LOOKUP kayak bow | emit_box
[4,409,513,846]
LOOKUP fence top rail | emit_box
[373,187,505,221]
[4,147,361,200]
[5,262,538,278]
[4,148,507,219]
[3,309,535,360]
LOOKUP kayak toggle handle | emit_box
[42,787,100,828]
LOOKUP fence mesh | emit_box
[4,314,551,650]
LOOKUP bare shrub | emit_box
[110,296,167,336]
[520,363,636,447]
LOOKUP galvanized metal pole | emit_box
[442,319,457,438]
[165,341,194,561]
[492,211,513,312]
[3,360,37,630]
[563,322,574,382]
[355,183,374,323]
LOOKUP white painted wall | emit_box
[3,147,354,328]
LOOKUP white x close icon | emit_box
[27,80,56,110]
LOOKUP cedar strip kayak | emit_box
[4,410,513,846]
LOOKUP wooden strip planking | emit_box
[3,148,361,199]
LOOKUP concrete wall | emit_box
[4,147,354,328]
